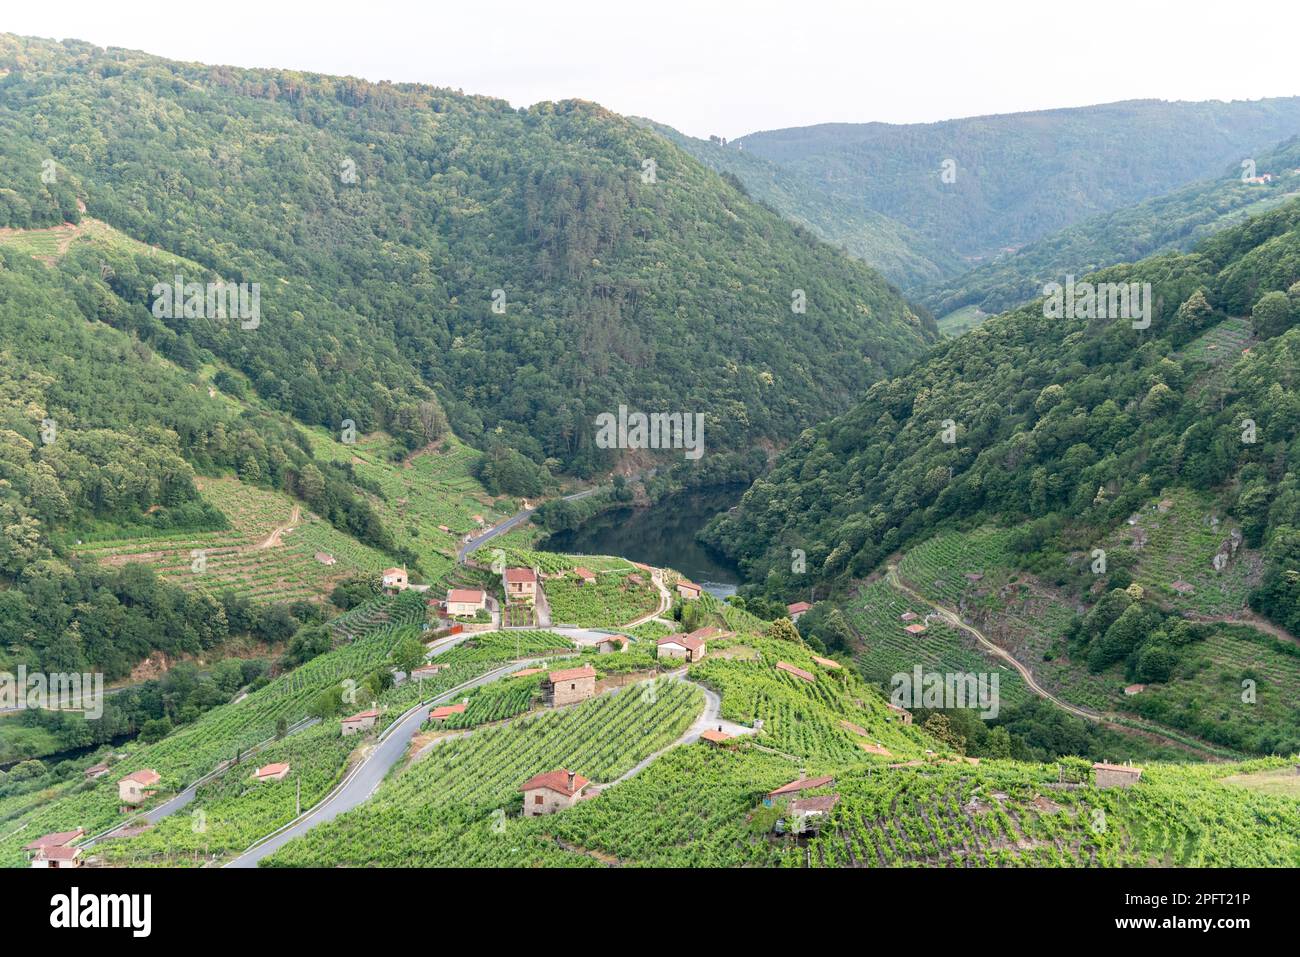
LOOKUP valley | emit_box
[0,23,1297,882]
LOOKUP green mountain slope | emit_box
[726,98,1300,289]
[923,137,1300,319]
[646,120,961,289]
[0,33,935,480]
[705,199,1300,638]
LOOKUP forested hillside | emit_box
[922,137,1300,318]
[0,33,934,480]
[706,198,1300,640]
[713,99,1300,289]
[648,120,962,289]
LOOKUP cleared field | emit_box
[1221,767,1300,799]
[1181,315,1254,363]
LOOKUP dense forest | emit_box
[705,198,1300,637]
[680,99,1300,291]
[0,33,935,480]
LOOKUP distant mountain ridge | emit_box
[669,98,1300,292]
[920,136,1300,318]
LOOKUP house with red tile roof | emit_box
[382,567,409,593]
[254,763,291,782]
[504,567,538,603]
[764,775,834,807]
[775,661,815,683]
[545,664,596,705]
[446,588,487,617]
[521,768,590,815]
[887,703,914,725]
[700,729,733,746]
[24,829,84,856]
[341,708,381,735]
[675,580,702,600]
[657,632,707,663]
[1093,762,1143,788]
[573,567,597,585]
[810,654,841,670]
[786,601,812,620]
[904,623,928,634]
[118,769,161,806]
[30,845,83,869]
[593,634,630,654]
[84,763,110,780]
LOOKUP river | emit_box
[540,484,745,597]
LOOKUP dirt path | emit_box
[1189,612,1299,648]
[884,565,1233,761]
[623,567,672,629]
[886,565,1099,722]
[255,504,300,550]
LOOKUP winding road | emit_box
[885,564,1237,759]
[456,487,600,563]
[885,564,1099,722]
[225,658,539,868]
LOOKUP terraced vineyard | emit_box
[73,476,390,604]
[543,566,660,627]
[437,631,575,665]
[1100,488,1262,616]
[263,679,705,866]
[305,429,513,579]
[895,527,1018,607]
[693,634,939,761]
[843,579,1032,709]
[0,610,422,867]
[430,673,545,730]
[1124,625,1300,755]
[802,757,1300,867]
[95,723,357,867]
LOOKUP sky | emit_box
[6,0,1300,140]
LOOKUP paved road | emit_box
[82,717,318,848]
[225,660,537,868]
[456,487,600,563]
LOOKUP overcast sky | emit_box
[7,0,1300,140]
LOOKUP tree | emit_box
[921,712,966,753]
[765,617,801,643]
[139,716,173,743]
[1251,291,1295,339]
[391,635,425,674]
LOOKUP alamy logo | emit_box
[50,888,151,937]
[0,667,104,720]
[151,275,260,329]
[595,405,704,460]
[891,666,1000,719]
[1043,275,1151,329]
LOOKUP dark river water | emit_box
[540,484,745,597]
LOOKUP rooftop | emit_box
[520,768,590,797]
